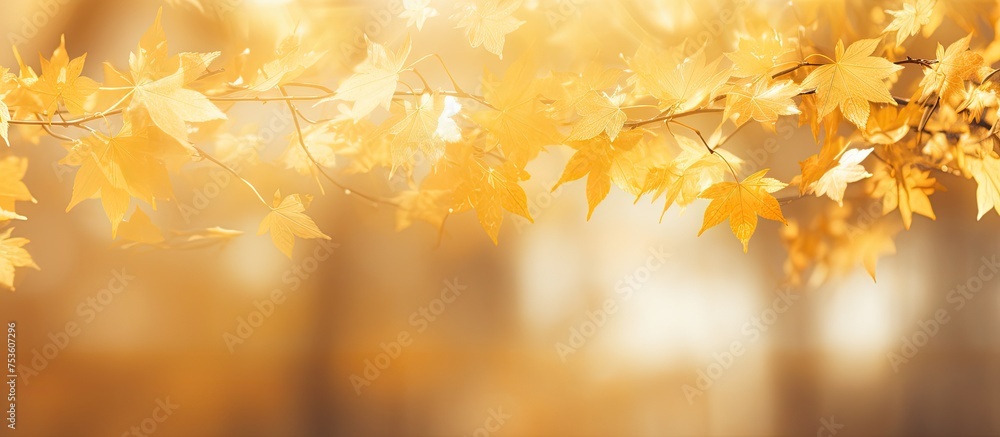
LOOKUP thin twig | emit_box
[771,61,824,79]
[668,119,739,180]
[625,107,724,129]
[193,146,271,208]
[278,86,401,208]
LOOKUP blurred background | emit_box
[3,0,1000,435]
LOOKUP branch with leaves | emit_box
[2,0,999,291]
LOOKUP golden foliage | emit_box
[7,1,1000,289]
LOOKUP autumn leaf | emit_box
[723,79,800,128]
[453,0,524,59]
[401,0,439,30]
[320,35,411,119]
[552,130,644,219]
[800,39,902,128]
[0,227,39,291]
[250,34,325,92]
[869,163,939,229]
[258,190,332,258]
[458,159,533,244]
[29,35,99,117]
[862,104,916,144]
[852,220,898,282]
[639,135,741,219]
[809,147,874,205]
[698,169,788,252]
[545,63,622,114]
[473,54,561,167]
[968,153,1000,220]
[130,67,227,145]
[919,34,984,103]
[882,0,937,47]
[725,33,795,79]
[0,156,34,222]
[379,93,445,171]
[102,8,226,146]
[566,88,628,141]
[628,44,729,112]
[64,118,177,236]
[798,137,847,196]
[422,141,532,244]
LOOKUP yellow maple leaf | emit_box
[852,220,898,282]
[64,119,176,236]
[968,153,1000,220]
[869,163,938,230]
[919,34,984,103]
[725,32,795,79]
[101,8,226,146]
[6,48,45,122]
[639,135,741,219]
[423,141,532,244]
[0,227,39,291]
[723,79,800,128]
[473,54,561,168]
[29,35,99,117]
[320,34,411,119]
[553,130,644,219]
[798,136,847,196]
[0,156,34,221]
[380,93,445,170]
[698,169,788,253]
[862,103,916,144]
[453,0,524,59]
[566,88,628,142]
[809,148,874,205]
[400,0,440,30]
[800,39,902,128]
[545,63,622,114]
[882,0,937,47]
[258,190,332,258]
[627,44,729,112]
[251,33,326,92]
